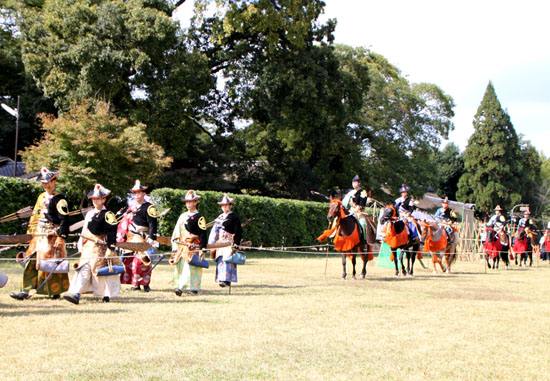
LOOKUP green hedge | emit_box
[0,177,43,235]
[151,188,330,247]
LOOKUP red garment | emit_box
[383,222,408,249]
[485,241,502,259]
[121,256,151,286]
[423,227,447,253]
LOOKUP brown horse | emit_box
[419,221,458,273]
[485,226,510,269]
[512,228,533,267]
[317,199,373,279]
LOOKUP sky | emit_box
[175,0,550,156]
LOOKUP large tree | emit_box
[0,6,55,160]
[432,143,465,200]
[335,46,455,198]
[457,82,522,212]
[16,0,213,162]
[21,100,172,200]
[185,0,367,197]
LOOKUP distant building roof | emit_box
[0,160,31,178]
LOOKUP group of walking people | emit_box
[6,167,244,304]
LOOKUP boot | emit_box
[143,285,151,293]
[130,286,141,291]
[102,296,110,303]
[175,288,183,296]
[63,293,80,305]
[10,291,28,300]
[51,294,61,300]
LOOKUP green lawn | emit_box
[1,255,549,380]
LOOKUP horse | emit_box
[512,228,532,267]
[484,226,502,269]
[378,205,409,277]
[485,226,510,269]
[317,198,373,280]
[398,216,423,276]
[419,220,458,274]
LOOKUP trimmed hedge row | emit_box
[0,177,43,235]
[0,177,330,247]
[151,188,329,247]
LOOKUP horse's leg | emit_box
[393,249,399,277]
[341,254,347,280]
[495,254,500,269]
[399,249,406,276]
[502,249,509,269]
[409,244,418,276]
[528,251,533,266]
[360,252,368,279]
[351,254,357,280]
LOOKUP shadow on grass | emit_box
[0,303,127,316]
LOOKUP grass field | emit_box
[1,254,549,380]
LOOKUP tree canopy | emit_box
[21,101,172,200]
[3,0,459,200]
[457,82,524,212]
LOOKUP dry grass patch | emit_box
[1,256,549,380]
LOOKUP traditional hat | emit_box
[217,193,234,205]
[399,184,410,193]
[0,272,7,288]
[352,175,361,182]
[494,205,503,211]
[182,189,201,201]
[36,167,59,183]
[442,197,449,204]
[130,180,148,193]
[87,184,111,199]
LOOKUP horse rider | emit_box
[10,167,70,300]
[517,209,535,266]
[394,184,414,218]
[487,205,506,230]
[434,197,458,243]
[342,175,369,242]
[342,175,368,213]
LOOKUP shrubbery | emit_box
[151,188,329,247]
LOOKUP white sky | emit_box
[175,0,550,156]
[320,0,550,156]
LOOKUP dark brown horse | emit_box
[317,199,372,279]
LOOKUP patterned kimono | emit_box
[69,208,122,298]
[21,191,70,296]
[120,201,158,286]
[171,211,207,291]
[208,211,242,284]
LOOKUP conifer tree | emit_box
[457,82,522,212]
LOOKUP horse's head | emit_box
[515,228,526,241]
[327,198,350,224]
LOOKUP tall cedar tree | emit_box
[457,82,522,212]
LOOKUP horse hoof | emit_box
[360,274,366,280]
[341,274,347,280]
[352,275,357,280]
[432,270,437,275]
